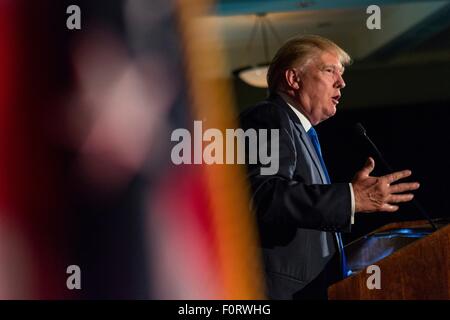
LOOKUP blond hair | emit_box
[267,35,351,94]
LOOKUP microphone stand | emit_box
[355,123,438,231]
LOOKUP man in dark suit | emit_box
[239,35,420,299]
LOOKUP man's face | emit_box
[295,51,346,125]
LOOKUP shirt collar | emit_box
[278,93,312,132]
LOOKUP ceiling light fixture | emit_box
[233,13,281,88]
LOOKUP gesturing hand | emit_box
[352,157,420,213]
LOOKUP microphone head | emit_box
[354,122,367,136]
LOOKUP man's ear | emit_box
[285,68,301,90]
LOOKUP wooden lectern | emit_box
[328,220,450,299]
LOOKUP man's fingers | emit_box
[389,182,420,193]
[381,203,399,212]
[387,193,414,203]
[385,170,412,184]
[360,157,375,176]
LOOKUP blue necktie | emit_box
[307,127,351,278]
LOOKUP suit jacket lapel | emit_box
[269,94,328,184]
[294,122,328,184]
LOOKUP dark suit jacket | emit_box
[239,93,352,299]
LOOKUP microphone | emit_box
[354,122,438,231]
[354,123,394,173]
